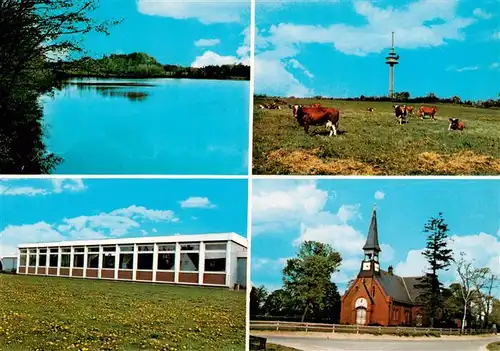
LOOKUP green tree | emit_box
[0,0,120,173]
[416,212,454,327]
[282,241,342,322]
[263,289,294,317]
[250,286,268,316]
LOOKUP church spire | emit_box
[363,205,381,252]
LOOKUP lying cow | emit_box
[393,104,408,124]
[367,107,375,112]
[295,105,340,136]
[419,105,438,120]
[258,104,265,109]
[448,118,465,131]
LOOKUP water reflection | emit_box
[66,82,150,102]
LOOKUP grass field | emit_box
[253,98,500,175]
[0,275,245,351]
[487,341,500,350]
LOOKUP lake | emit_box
[42,78,249,175]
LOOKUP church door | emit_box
[356,308,367,325]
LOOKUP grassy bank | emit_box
[0,275,245,350]
[253,98,500,175]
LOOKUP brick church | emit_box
[340,207,427,326]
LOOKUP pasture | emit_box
[253,98,500,175]
[0,275,245,351]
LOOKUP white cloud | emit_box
[288,58,314,78]
[374,191,385,200]
[194,38,221,47]
[52,179,86,193]
[253,180,394,287]
[0,185,48,197]
[473,8,493,19]
[137,0,249,25]
[395,232,500,287]
[110,205,179,222]
[254,0,475,97]
[456,66,480,72]
[0,205,179,256]
[192,27,250,68]
[0,179,86,197]
[191,51,242,67]
[179,196,216,209]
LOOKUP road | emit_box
[264,335,500,351]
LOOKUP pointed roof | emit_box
[363,206,381,252]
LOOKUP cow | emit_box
[419,105,438,120]
[448,118,465,131]
[258,104,265,109]
[393,104,408,125]
[295,106,340,136]
[406,106,414,115]
[367,107,375,112]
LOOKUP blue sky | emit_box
[0,178,248,256]
[61,0,250,67]
[252,179,500,296]
[255,0,500,100]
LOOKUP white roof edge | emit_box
[18,232,248,249]
[0,255,17,259]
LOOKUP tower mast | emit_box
[385,32,400,99]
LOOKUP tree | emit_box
[0,0,120,173]
[282,241,342,322]
[476,274,498,328]
[250,285,268,316]
[416,212,454,327]
[263,289,294,317]
[455,252,490,331]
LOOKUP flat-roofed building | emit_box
[17,232,247,289]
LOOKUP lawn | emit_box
[487,342,500,350]
[0,275,245,351]
[253,97,500,175]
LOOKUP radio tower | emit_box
[385,32,400,99]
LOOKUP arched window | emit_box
[356,308,367,325]
[416,313,423,327]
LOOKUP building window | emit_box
[180,243,199,272]
[204,243,226,272]
[119,245,134,270]
[356,308,367,325]
[73,254,84,268]
[61,253,71,268]
[28,251,37,267]
[38,248,47,267]
[20,252,27,266]
[87,254,99,268]
[138,244,153,270]
[416,313,423,327]
[49,248,59,267]
[102,246,116,269]
[157,243,175,271]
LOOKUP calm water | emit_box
[42,78,249,175]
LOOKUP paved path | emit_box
[262,334,500,351]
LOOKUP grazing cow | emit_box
[419,105,438,120]
[393,104,408,125]
[448,118,465,131]
[295,106,340,136]
[367,107,375,112]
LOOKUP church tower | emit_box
[358,206,381,277]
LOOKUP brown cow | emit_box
[393,104,408,125]
[448,118,465,131]
[419,105,438,120]
[295,106,340,136]
[406,106,414,114]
